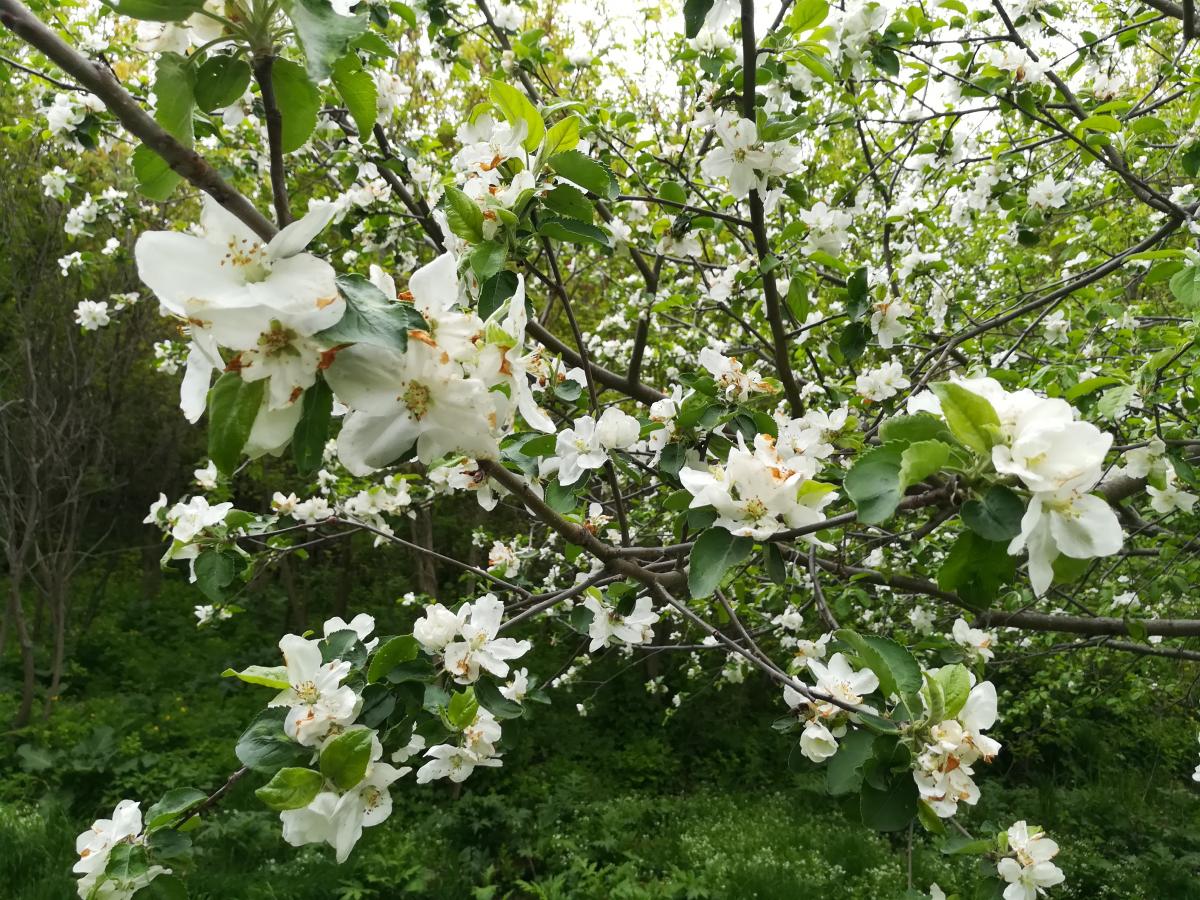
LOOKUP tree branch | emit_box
[0,0,278,241]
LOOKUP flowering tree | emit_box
[2,0,1198,896]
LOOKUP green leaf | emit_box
[443,185,485,243]
[688,528,753,598]
[319,727,374,790]
[207,372,265,475]
[292,377,333,475]
[961,485,1024,542]
[194,54,252,111]
[222,664,290,689]
[826,729,875,796]
[1065,376,1123,401]
[446,688,480,729]
[1079,114,1122,133]
[937,531,1015,607]
[284,0,369,81]
[537,215,610,247]
[479,270,519,321]
[255,767,324,811]
[489,79,543,152]
[879,414,954,446]
[474,678,524,719]
[236,708,310,773]
[470,240,508,281]
[932,664,972,719]
[194,549,235,602]
[543,183,594,221]
[860,773,918,832]
[546,150,618,199]
[318,274,428,350]
[898,439,950,489]
[836,629,922,703]
[367,635,419,683]
[789,0,829,31]
[929,382,1001,455]
[541,114,580,157]
[106,0,204,21]
[1096,383,1137,420]
[271,57,320,153]
[145,788,206,831]
[132,144,182,200]
[838,321,869,361]
[844,443,904,525]
[153,51,195,146]
[331,52,378,139]
[683,0,715,37]
[104,842,150,881]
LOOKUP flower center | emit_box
[403,381,432,418]
[295,680,319,704]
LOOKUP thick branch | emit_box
[740,0,804,417]
[0,0,277,241]
[252,54,291,227]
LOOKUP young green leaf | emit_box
[844,443,904,524]
[489,79,544,151]
[270,58,320,153]
[331,52,378,139]
[366,635,420,683]
[255,767,324,811]
[961,485,1024,542]
[929,382,1001,455]
[194,53,252,111]
[317,275,427,350]
[442,185,485,243]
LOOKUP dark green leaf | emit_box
[106,0,204,21]
[860,773,918,831]
[194,54,251,111]
[543,183,594,221]
[844,443,904,525]
[546,149,618,199]
[194,550,235,602]
[367,635,420,683]
[292,377,333,475]
[826,729,875,796]
[689,528,753,598]
[319,727,374,790]
[235,708,309,773]
[683,0,715,38]
[961,485,1024,542]
[284,0,369,81]
[132,144,182,200]
[479,270,518,320]
[537,215,610,247]
[318,274,428,350]
[474,678,524,719]
[937,531,1015,607]
[145,788,206,831]
[207,372,265,475]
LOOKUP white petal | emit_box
[336,411,420,475]
[267,201,337,261]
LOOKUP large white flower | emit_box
[679,434,837,541]
[280,740,404,863]
[554,415,610,485]
[701,118,769,199]
[73,800,168,899]
[136,197,341,420]
[326,340,500,475]
[1008,486,1123,596]
[441,594,531,683]
[269,635,359,746]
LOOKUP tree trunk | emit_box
[8,576,36,728]
[409,506,439,598]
